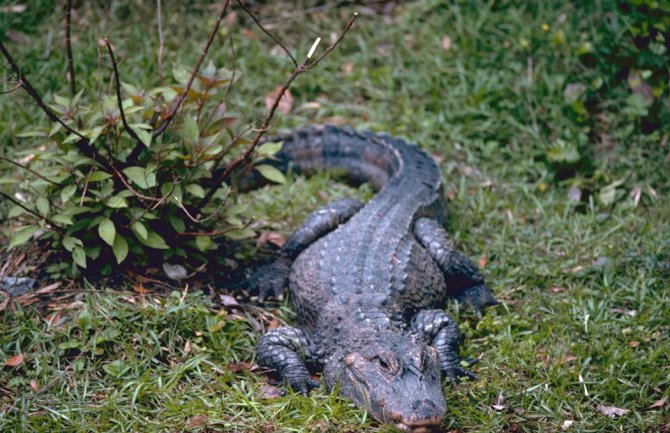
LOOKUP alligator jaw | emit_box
[394,417,443,433]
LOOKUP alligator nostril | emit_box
[410,399,437,416]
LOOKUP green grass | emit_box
[1,1,669,432]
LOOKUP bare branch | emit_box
[156,0,165,85]
[65,0,77,97]
[235,0,298,67]
[0,156,63,187]
[103,37,145,157]
[151,0,232,139]
[197,12,358,211]
[0,82,21,94]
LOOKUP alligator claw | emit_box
[445,364,478,384]
[291,378,320,395]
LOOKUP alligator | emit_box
[248,125,497,432]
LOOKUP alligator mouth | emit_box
[394,417,443,433]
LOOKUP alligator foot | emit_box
[411,309,478,383]
[244,256,291,301]
[456,283,499,318]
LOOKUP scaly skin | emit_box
[250,126,497,431]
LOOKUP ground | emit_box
[1,1,669,432]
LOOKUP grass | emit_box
[1,1,669,432]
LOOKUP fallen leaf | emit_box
[596,404,630,418]
[442,36,452,51]
[162,263,188,281]
[256,231,287,248]
[264,86,293,115]
[342,63,353,76]
[561,420,574,430]
[649,397,667,409]
[5,353,24,367]
[186,414,207,428]
[628,341,640,348]
[219,294,240,308]
[478,255,488,268]
[560,353,576,364]
[133,283,150,294]
[550,286,566,293]
[29,379,40,392]
[630,186,642,207]
[227,361,258,373]
[259,384,284,399]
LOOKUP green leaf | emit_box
[62,236,83,252]
[122,166,156,189]
[51,214,74,225]
[180,116,200,145]
[8,205,25,219]
[139,230,169,249]
[89,171,113,182]
[8,226,39,249]
[131,221,148,241]
[224,227,255,240]
[112,235,129,264]
[168,214,185,233]
[60,185,77,203]
[98,218,116,247]
[72,246,87,268]
[185,184,205,198]
[131,126,153,148]
[257,141,283,157]
[36,197,50,216]
[196,235,212,251]
[255,164,286,184]
[105,195,128,208]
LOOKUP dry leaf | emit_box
[478,255,488,269]
[561,420,574,430]
[219,294,240,308]
[596,404,630,418]
[186,414,207,428]
[649,397,667,409]
[628,341,640,348]
[256,231,287,248]
[163,263,188,281]
[342,62,354,76]
[259,384,284,399]
[264,86,293,115]
[133,283,150,294]
[550,286,566,293]
[630,186,642,207]
[442,36,452,51]
[29,379,40,392]
[5,353,24,367]
[227,361,258,373]
[560,353,576,364]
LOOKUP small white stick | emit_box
[307,37,321,59]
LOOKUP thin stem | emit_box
[197,12,358,211]
[156,0,165,85]
[235,0,298,67]
[65,0,76,97]
[151,0,231,139]
[103,38,144,155]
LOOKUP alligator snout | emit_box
[390,399,443,433]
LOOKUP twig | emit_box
[65,0,76,97]
[0,41,86,141]
[103,38,145,153]
[151,0,231,139]
[0,82,21,94]
[0,192,64,234]
[172,190,230,224]
[0,156,63,187]
[156,0,165,85]
[177,216,254,237]
[197,12,358,211]
[235,0,298,67]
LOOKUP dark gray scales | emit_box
[248,126,497,432]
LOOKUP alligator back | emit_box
[271,126,448,327]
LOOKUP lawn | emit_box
[1,1,669,432]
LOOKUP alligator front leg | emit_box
[411,309,477,383]
[246,198,364,300]
[413,217,497,317]
[256,326,319,395]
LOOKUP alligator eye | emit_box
[373,355,390,370]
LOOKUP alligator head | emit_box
[324,332,446,432]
